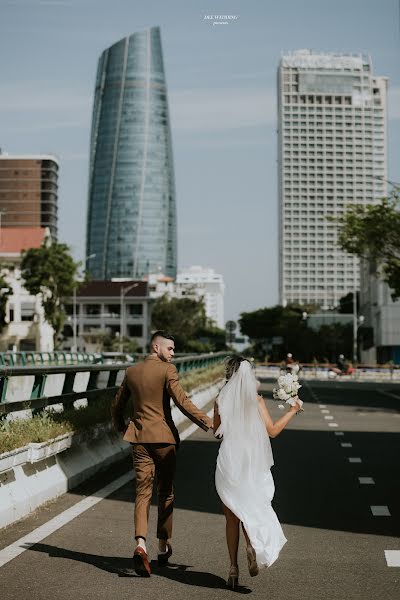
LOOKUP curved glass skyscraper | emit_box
[86,27,177,279]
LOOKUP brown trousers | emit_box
[133,443,176,541]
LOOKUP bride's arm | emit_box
[257,394,300,438]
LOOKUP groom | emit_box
[112,330,213,577]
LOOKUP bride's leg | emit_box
[241,522,259,576]
[241,522,251,547]
[222,503,240,566]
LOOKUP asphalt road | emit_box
[0,379,399,600]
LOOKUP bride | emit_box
[214,355,302,589]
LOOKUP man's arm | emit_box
[166,364,213,431]
[111,375,130,432]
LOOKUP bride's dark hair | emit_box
[224,355,249,380]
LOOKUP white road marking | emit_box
[321,409,330,413]
[334,432,345,436]
[324,416,334,420]
[341,443,353,448]
[328,423,339,427]
[348,457,362,463]
[371,506,391,517]
[359,477,375,485]
[0,411,211,569]
[384,550,400,567]
[0,471,134,569]
[319,404,327,408]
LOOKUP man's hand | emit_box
[205,417,213,430]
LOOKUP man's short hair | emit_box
[150,330,175,344]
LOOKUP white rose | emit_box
[277,388,288,400]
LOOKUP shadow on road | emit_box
[22,543,251,592]
[60,426,399,540]
[177,432,399,534]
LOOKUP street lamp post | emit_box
[352,288,365,364]
[72,253,96,352]
[119,282,139,353]
[352,287,357,364]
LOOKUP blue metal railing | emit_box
[0,351,103,367]
[0,352,227,417]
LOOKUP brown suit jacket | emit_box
[112,355,213,445]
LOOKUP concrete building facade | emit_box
[278,50,387,308]
[62,280,151,354]
[0,154,58,240]
[360,261,400,364]
[0,227,54,352]
[148,266,225,329]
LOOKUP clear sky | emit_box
[1,0,399,322]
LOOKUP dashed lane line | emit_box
[384,550,400,567]
[348,457,362,463]
[371,505,391,517]
[359,477,375,485]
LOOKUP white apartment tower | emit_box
[278,50,387,308]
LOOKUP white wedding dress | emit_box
[215,361,287,568]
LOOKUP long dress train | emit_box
[215,361,287,568]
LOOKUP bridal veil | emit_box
[215,360,287,567]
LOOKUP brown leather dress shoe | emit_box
[133,546,151,577]
[157,542,172,567]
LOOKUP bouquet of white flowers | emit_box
[272,373,304,411]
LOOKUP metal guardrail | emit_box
[0,352,227,417]
[256,362,400,381]
[0,351,104,367]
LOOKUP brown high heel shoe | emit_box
[246,545,259,577]
[227,565,239,589]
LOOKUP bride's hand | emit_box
[289,396,303,413]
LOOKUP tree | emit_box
[102,334,139,354]
[20,241,79,346]
[338,292,359,314]
[151,294,227,353]
[0,274,12,333]
[239,303,351,362]
[330,188,400,299]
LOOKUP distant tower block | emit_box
[86,27,177,280]
[277,50,387,307]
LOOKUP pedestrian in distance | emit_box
[112,330,213,577]
[213,355,302,589]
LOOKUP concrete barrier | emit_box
[0,379,223,530]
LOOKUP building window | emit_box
[85,304,101,316]
[128,324,143,337]
[128,304,143,316]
